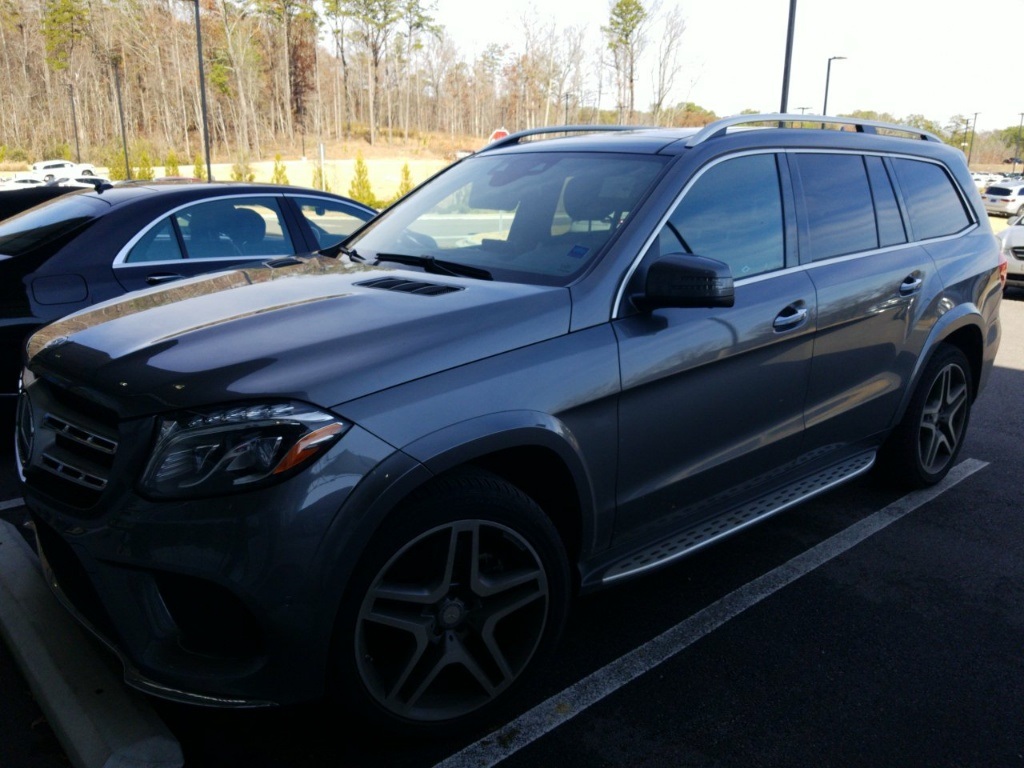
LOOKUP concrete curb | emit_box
[0,519,183,768]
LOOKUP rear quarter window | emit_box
[890,158,971,239]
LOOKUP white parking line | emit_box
[435,458,988,768]
[0,498,24,512]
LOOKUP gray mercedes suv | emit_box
[15,115,1005,733]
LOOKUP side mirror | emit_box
[632,254,735,312]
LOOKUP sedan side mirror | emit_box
[632,253,735,312]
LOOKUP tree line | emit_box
[0,0,694,168]
[0,0,1020,170]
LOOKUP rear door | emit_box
[794,152,970,456]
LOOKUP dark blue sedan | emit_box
[0,182,376,411]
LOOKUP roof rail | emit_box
[684,113,943,148]
[481,125,643,152]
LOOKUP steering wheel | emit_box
[399,230,438,251]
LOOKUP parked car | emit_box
[16,116,1003,734]
[0,186,80,219]
[30,159,97,181]
[981,182,1024,216]
[50,175,112,189]
[971,171,1003,190]
[0,182,375,421]
[996,214,1024,289]
[0,175,47,189]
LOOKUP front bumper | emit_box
[18,376,401,707]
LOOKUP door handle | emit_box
[899,275,923,296]
[146,273,184,286]
[773,303,809,332]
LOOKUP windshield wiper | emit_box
[320,242,365,261]
[374,253,492,280]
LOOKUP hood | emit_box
[27,256,572,417]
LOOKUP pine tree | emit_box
[230,156,255,182]
[164,151,180,177]
[348,152,377,207]
[312,163,331,192]
[270,154,289,185]
[135,150,155,180]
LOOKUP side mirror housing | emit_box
[632,254,735,312]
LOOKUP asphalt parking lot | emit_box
[2,288,1022,768]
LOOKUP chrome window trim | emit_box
[612,148,979,318]
[111,193,290,268]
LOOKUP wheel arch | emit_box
[404,411,596,575]
[894,307,985,427]
[317,410,596,626]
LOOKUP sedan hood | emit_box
[27,256,572,417]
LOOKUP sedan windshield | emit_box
[348,151,669,285]
[0,194,107,258]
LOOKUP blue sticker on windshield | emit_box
[568,245,590,259]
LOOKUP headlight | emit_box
[140,402,349,499]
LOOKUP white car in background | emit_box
[981,182,1024,217]
[971,172,1004,190]
[996,215,1024,289]
[51,175,111,189]
[0,175,47,190]
[30,160,97,181]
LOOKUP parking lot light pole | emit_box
[68,83,81,163]
[778,0,797,113]
[111,55,131,181]
[822,56,846,117]
[184,0,213,182]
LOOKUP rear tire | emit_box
[331,468,570,734]
[880,344,972,488]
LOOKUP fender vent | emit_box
[356,277,462,296]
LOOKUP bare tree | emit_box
[602,0,648,124]
[338,0,402,145]
[650,4,684,125]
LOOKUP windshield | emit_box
[0,194,106,258]
[348,152,669,285]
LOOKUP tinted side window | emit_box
[865,156,907,247]
[666,154,784,278]
[178,198,295,259]
[125,218,184,263]
[794,153,876,261]
[294,196,371,248]
[890,158,971,239]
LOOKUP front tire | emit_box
[880,344,972,488]
[332,469,570,733]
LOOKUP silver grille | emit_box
[38,414,119,492]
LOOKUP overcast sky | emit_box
[433,0,1023,133]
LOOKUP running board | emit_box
[599,450,877,585]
